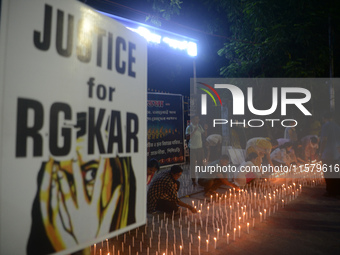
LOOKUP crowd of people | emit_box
[146,112,340,215]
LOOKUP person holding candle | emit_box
[147,165,198,213]
[197,155,240,196]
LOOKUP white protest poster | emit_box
[0,0,147,254]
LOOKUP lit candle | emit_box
[259,212,263,222]
[238,225,241,238]
[264,209,267,220]
[233,228,236,241]
[180,245,182,255]
[227,233,229,245]
[214,237,217,249]
[198,236,201,247]
[206,240,209,252]
[247,222,250,234]
[217,228,220,240]
[94,244,96,255]
[100,249,102,255]
[282,199,285,208]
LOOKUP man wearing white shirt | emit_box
[186,115,205,186]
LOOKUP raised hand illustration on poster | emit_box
[27,113,136,254]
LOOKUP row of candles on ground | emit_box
[91,176,323,255]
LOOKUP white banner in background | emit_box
[0,0,147,254]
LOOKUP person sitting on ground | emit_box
[234,152,260,188]
[147,158,160,186]
[147,165,197,214]
[270,142,293,167]
[198,155,240,197]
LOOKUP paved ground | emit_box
[209,184,340,255]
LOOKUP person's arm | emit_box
[296,156,308,165]
[265,151,274,168]
[217,173,240,191]
[177,200,197,213]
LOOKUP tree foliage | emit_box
[146,0,183,26]
[147,0,339,78]
[214,0,338,78]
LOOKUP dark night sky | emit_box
[79,0,225,97]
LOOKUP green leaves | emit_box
[214,0,332,78]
